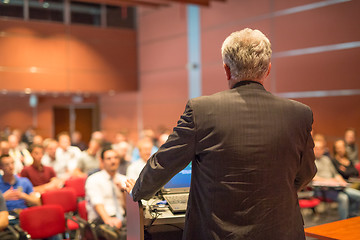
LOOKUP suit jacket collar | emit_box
[231,80,264,90]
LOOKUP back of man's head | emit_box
[221,28,272,82]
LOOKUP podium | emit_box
[126,194,185,240]
[126,194,144,240]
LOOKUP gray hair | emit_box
[221,28,272,81]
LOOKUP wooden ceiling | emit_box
[74,0,225,8]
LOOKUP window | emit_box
[0,0,24,18]
[106,5,136,29]
[29,0,64,22]
[71,1,101,26]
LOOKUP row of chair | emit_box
[18,177,90,239]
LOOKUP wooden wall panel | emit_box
[275,48,360,92]
[139,36,188,73]
[138,5,187,43]
[201,0,270,30]
[273,1,360,52]
[99,92,139,143]
[0,18,137,94]
[0,95,33,132]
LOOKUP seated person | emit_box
[131,130,158,162]
[20,145,62,194]
[8,134,33,174]
[0,192,17,240]
[332,139,359,180]
[0,154,40,211]
[126,138,153,180]
[344,128,359,164]
[72,139,101,177]
[0,192,9,231]
[42,139,68,182]
[0,141,10,156]
[313,139,360,219]
[113,141,131,176]
[85,148,127,233]
[56,132,82,178]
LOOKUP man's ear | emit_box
[224,63,231,80]
[265,62,271,78]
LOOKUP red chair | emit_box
[20,205,68,239]
[77,200,99,240]
[78,200,88,221]
[299,198,321,214]
[355,163,360,176]
[64,177,87,199]
[41,188,79,231]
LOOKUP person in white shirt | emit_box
[8,134,33,174]
[85,148,127,229]
[126,138,153,180]
[55,132,81,179]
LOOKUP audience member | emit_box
[313,133,331,158]
[126,138,153,180]
[85,148,126,230]
[0,192,16,240]
[0,192,9,231]
[0,141,9,156]
[113,141,131,175]
[157,133,169,148]
[8,134,33,174]
[21,127,36,147]
[131,130,158,162]
[42,139,67,180]
[0,126,11,141]
[92,131,111,149]
[56,132,81,178]
[344,128,359,164]
[332,139,359,180]
[313,139,360,219]
[32,135,43,146]
[71,131,87,151]
[0,155,40,211]
[20,145,62,194]
[73,139,101,177]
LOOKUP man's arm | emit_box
[294,131,317,191]
[21,178,41,207]
[132,101,196,201]
[94,204,122,229]
[0,211,8,231]
[0,193,8,231]
[33,177,63,194]
[20,192,41,207]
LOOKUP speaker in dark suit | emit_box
[131,28,316,240]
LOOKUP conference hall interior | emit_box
[0,0,359,239]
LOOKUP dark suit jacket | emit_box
[132,81,316,240]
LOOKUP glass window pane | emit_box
[0,0,24,19]
[106,5,136,29]
[71,1,101,26]
[29,0,64,22]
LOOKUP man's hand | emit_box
[3,187,21,200]
[104,217,122,229]
[124,179,136,194]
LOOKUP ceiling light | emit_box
[24,88,32,94]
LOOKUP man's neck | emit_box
[32,162,43,171]
[3,174,16,185]
[107,170,116,178]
